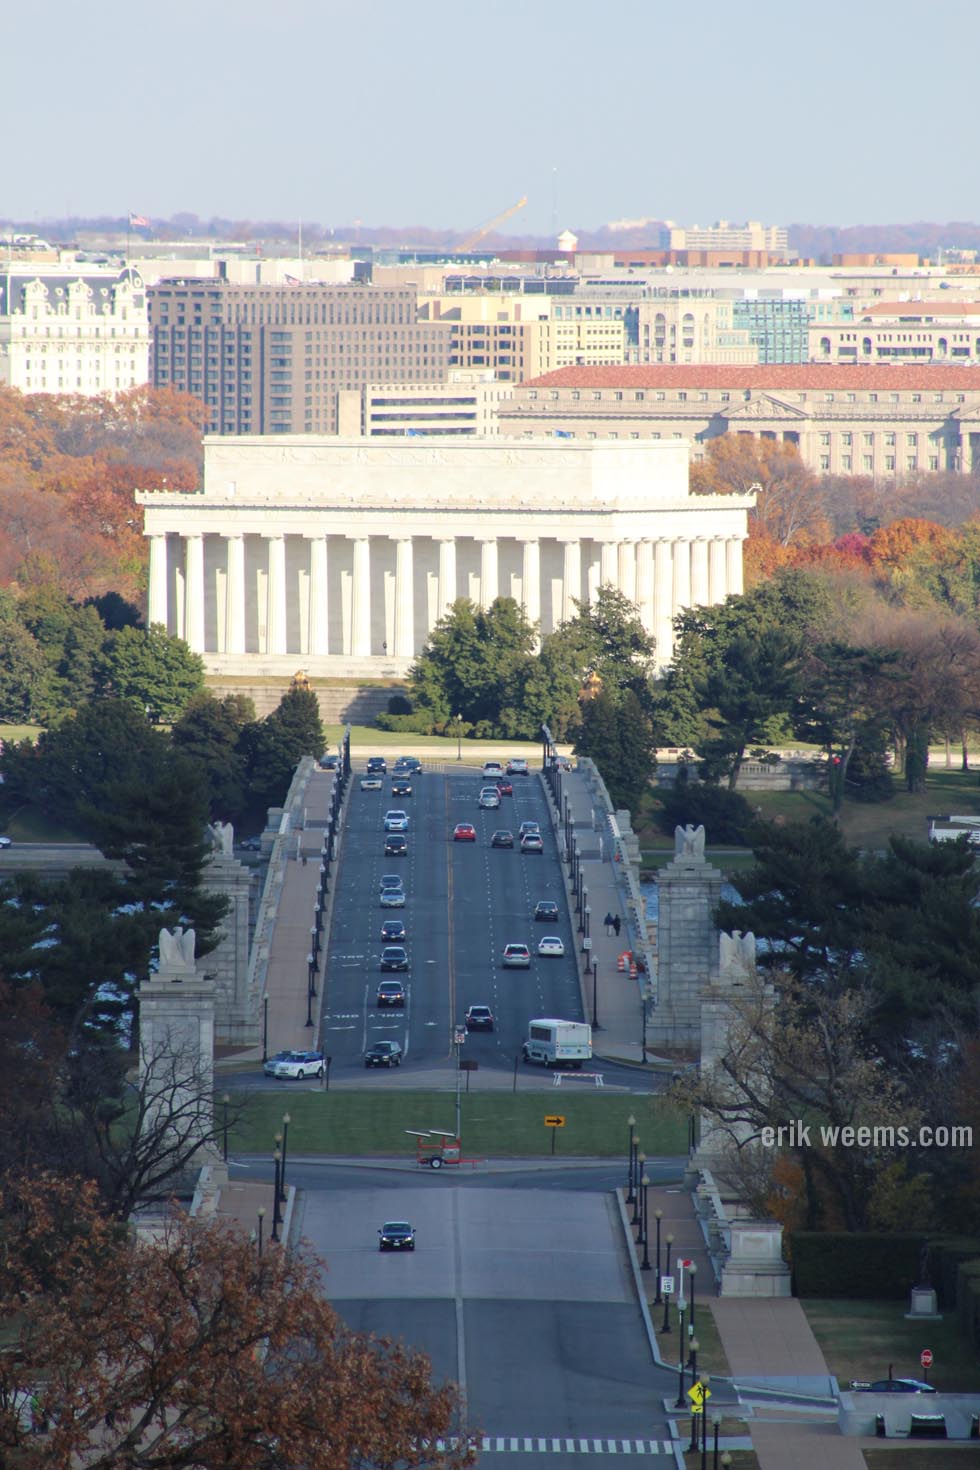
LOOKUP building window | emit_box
[841,432,852,446]
[634,391,644,401]
[819,455,830,470]
[864,433,874,447]
[842,455,852,471]
[820,432,831,446]
[655,391,665,401]
[885,432,896,447]
[592,391,601,400]
[885,456,896,471]
[677,391,687,402]
[907,432,917,446]
[863,455,873,471]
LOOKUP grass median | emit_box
[229,1088,687,1159]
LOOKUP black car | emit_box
[319,753,340,770]
[391,777,413,797]
[465,1005,494,1031]
[365,1041,403,1068]
[380,946,409,972]
[366,756,388,775]
[384,833,408,856]
[490,829,514,848]
[381,919,407,942]
[377,980,406,1007]
[534,900,559,922]
[378,1220,415,1251]
[852,1378,937,1394]
[394,757,423,774]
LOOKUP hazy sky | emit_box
[9,0,979,236]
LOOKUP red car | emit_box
[453,823,477,842]
[495,778,513,796]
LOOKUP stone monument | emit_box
[204,822,256,1046]
[648,824,724,1049]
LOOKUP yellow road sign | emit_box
[687,1383,712,1408]
[544,1115,566,1128]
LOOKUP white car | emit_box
[0,836,11,849]
[478,787,501,809]
[507,758,529,775]
[537,935,565,957]
[380,888,406,907]
[361,775,383,791]
[272,1050,325,1080]
[502,942,531,969]
[482,761,504,780]
[384,809,409,832]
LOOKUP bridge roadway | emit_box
[321,763,585,1078]
[290,764,681,1463]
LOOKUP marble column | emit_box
[521,538,541,626]
[266,534,287,656]
[148,534,168,632]
[225,534,246,655]
[350,536,371,656]
[618,540,637,606]
[437,538,457,619]
[708,537,727,606]
[671,538,691,616]
[184,533,205,654]
[479,538,499,609]
[599,540,619,589]
[561,539,582,624]
[653,538,674,664]
[726,537,744,598]
[691,537,710,607]
[636,538,655,633]
[394,537,414,658]
[308,535,329,656]
[586,549,601,606]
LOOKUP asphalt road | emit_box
[322,764,586,1076]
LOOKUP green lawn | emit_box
[803,1299,980,1393]
[228,1088,686,1159]
[865,1454,980,1468]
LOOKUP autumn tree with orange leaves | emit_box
[0,1174,474,1470]
[691,435,828,546]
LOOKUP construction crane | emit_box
[460,197,528,252]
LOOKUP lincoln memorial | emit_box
[137,437,754,675]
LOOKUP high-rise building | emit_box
[147,280,451,434]
[0,265,148,394]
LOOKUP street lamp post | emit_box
[280,1114,290,1203]
[256,1206,265,1257]
[271,1147,283,1243]
[689,1260,697,1332]
[632,1149,644,1227]
[262,993,269,1063]
[688,1335,699,1382]
[590,959,599,1030]
[454,713,462,761]
[653,1209,663,1302]
[221,1093,230,1163]
[661,1233,674,1333]
[710,1415,721,1470]
[674,1296,688,1407]
[626,1115,636,1203]
[640,1175,651,1270]
[324,1055,332,1091]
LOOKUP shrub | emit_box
[386,692,413,716]
[929,1237,980,1312]
[656,784,755,845]
[374,711,436,734]
[791,1232,924,1299]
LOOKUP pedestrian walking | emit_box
[613,914,621,938]
[604,912,614,936]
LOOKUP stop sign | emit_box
[921,1349,934,1369]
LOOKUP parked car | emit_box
[534,900,559,922]
[453,823,477,842]
[478,787,501,809]
[384,833,408,856]
[851,1379,937,1394]
[367,756,388,774]
[391,777,413,797]
[490,829,514,848]
[271,1050,325,1080]
[507,758,529,775]
[380,945,409,972]
[502,943,531,969]
[384,809,409,832]
[360,775,383,792]
[537,935,565,957]
[377,980,406,1008]
[263,1049,293,1077]
[520,833,544,853]
[378,1220,415,1251]
[465,1005,494,1031]
[381,919,407,942]
[238,834,262,852]
[365,1041,403,1068]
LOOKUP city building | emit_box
[732,298,810,363]
[147,280,451,434]
[337,370,512,436]
[660,220,789,258]
[0,265,148,394]
[417,295,626,380]
[137,437,752,675]
[811,300,980,365]
[497,364,980,477]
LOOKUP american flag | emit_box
[128,213,150,228]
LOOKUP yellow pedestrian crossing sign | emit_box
[687,1382,711,1413]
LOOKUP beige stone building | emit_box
[417,294,626,380]
[810,300,980,365]
[497,364,980,477]
[0,265,149,394]
[337,370,512,437]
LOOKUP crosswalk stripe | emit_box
[552,1439,563,1453]
[524,1440,533,1453]
[621,1440,633,1452]
[464,1436,669,1455]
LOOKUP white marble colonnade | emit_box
[145,529,746,668]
